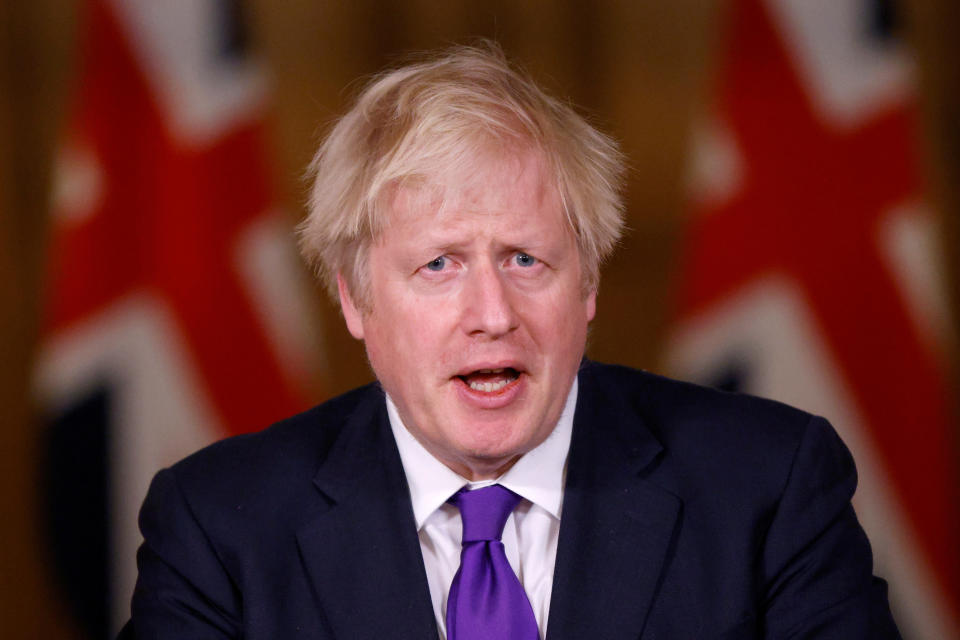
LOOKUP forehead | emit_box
[383,149,566,233]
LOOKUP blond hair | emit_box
[299,42,625,308]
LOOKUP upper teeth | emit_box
[470,379,510,392]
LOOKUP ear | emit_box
[585,288,597,323]
[337,273,365,340]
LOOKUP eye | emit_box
[425,256,447,271]
[514,252,537,267]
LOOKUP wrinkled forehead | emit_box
[380,147,564,229]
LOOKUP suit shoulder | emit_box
[580,360,821,469]
[166,382,384,505]
[579,361,857,531]
[584,359,809,418]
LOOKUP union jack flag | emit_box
[34,0,317,636]
[668,0,959,637]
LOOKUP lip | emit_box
[453,371,525,409]
[453,360,526,377]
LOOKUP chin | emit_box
[458,430,533,463]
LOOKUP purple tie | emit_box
[445,484,540,640]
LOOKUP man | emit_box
[122,44,900,639]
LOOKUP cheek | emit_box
[533,287,591,335]
[371,304,453,367]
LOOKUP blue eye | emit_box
[515,253,536,267]
[426,256,447,271]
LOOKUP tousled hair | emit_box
[298,41,626,308]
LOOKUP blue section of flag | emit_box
[704,356,752,394]
[40,384,113,639]
[215,0,251,62]
[869,0,899,43]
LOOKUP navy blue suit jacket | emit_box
[121,361,900,638]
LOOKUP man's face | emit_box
[339,149,595,480]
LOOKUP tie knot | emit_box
[451,484,522,542]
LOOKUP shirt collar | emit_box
[388,379,577,529]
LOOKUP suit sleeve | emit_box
[760,415,901,639]
[119,468,242,639]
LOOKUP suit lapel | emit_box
[295,393,438,640]
[547,365,681,640]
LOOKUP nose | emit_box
[460,261,518,338]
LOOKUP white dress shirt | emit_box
[387,380,576,640]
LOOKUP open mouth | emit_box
[457,368,521,393]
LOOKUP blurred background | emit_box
[1,0,958,638]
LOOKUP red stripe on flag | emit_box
[43,0,307,434]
